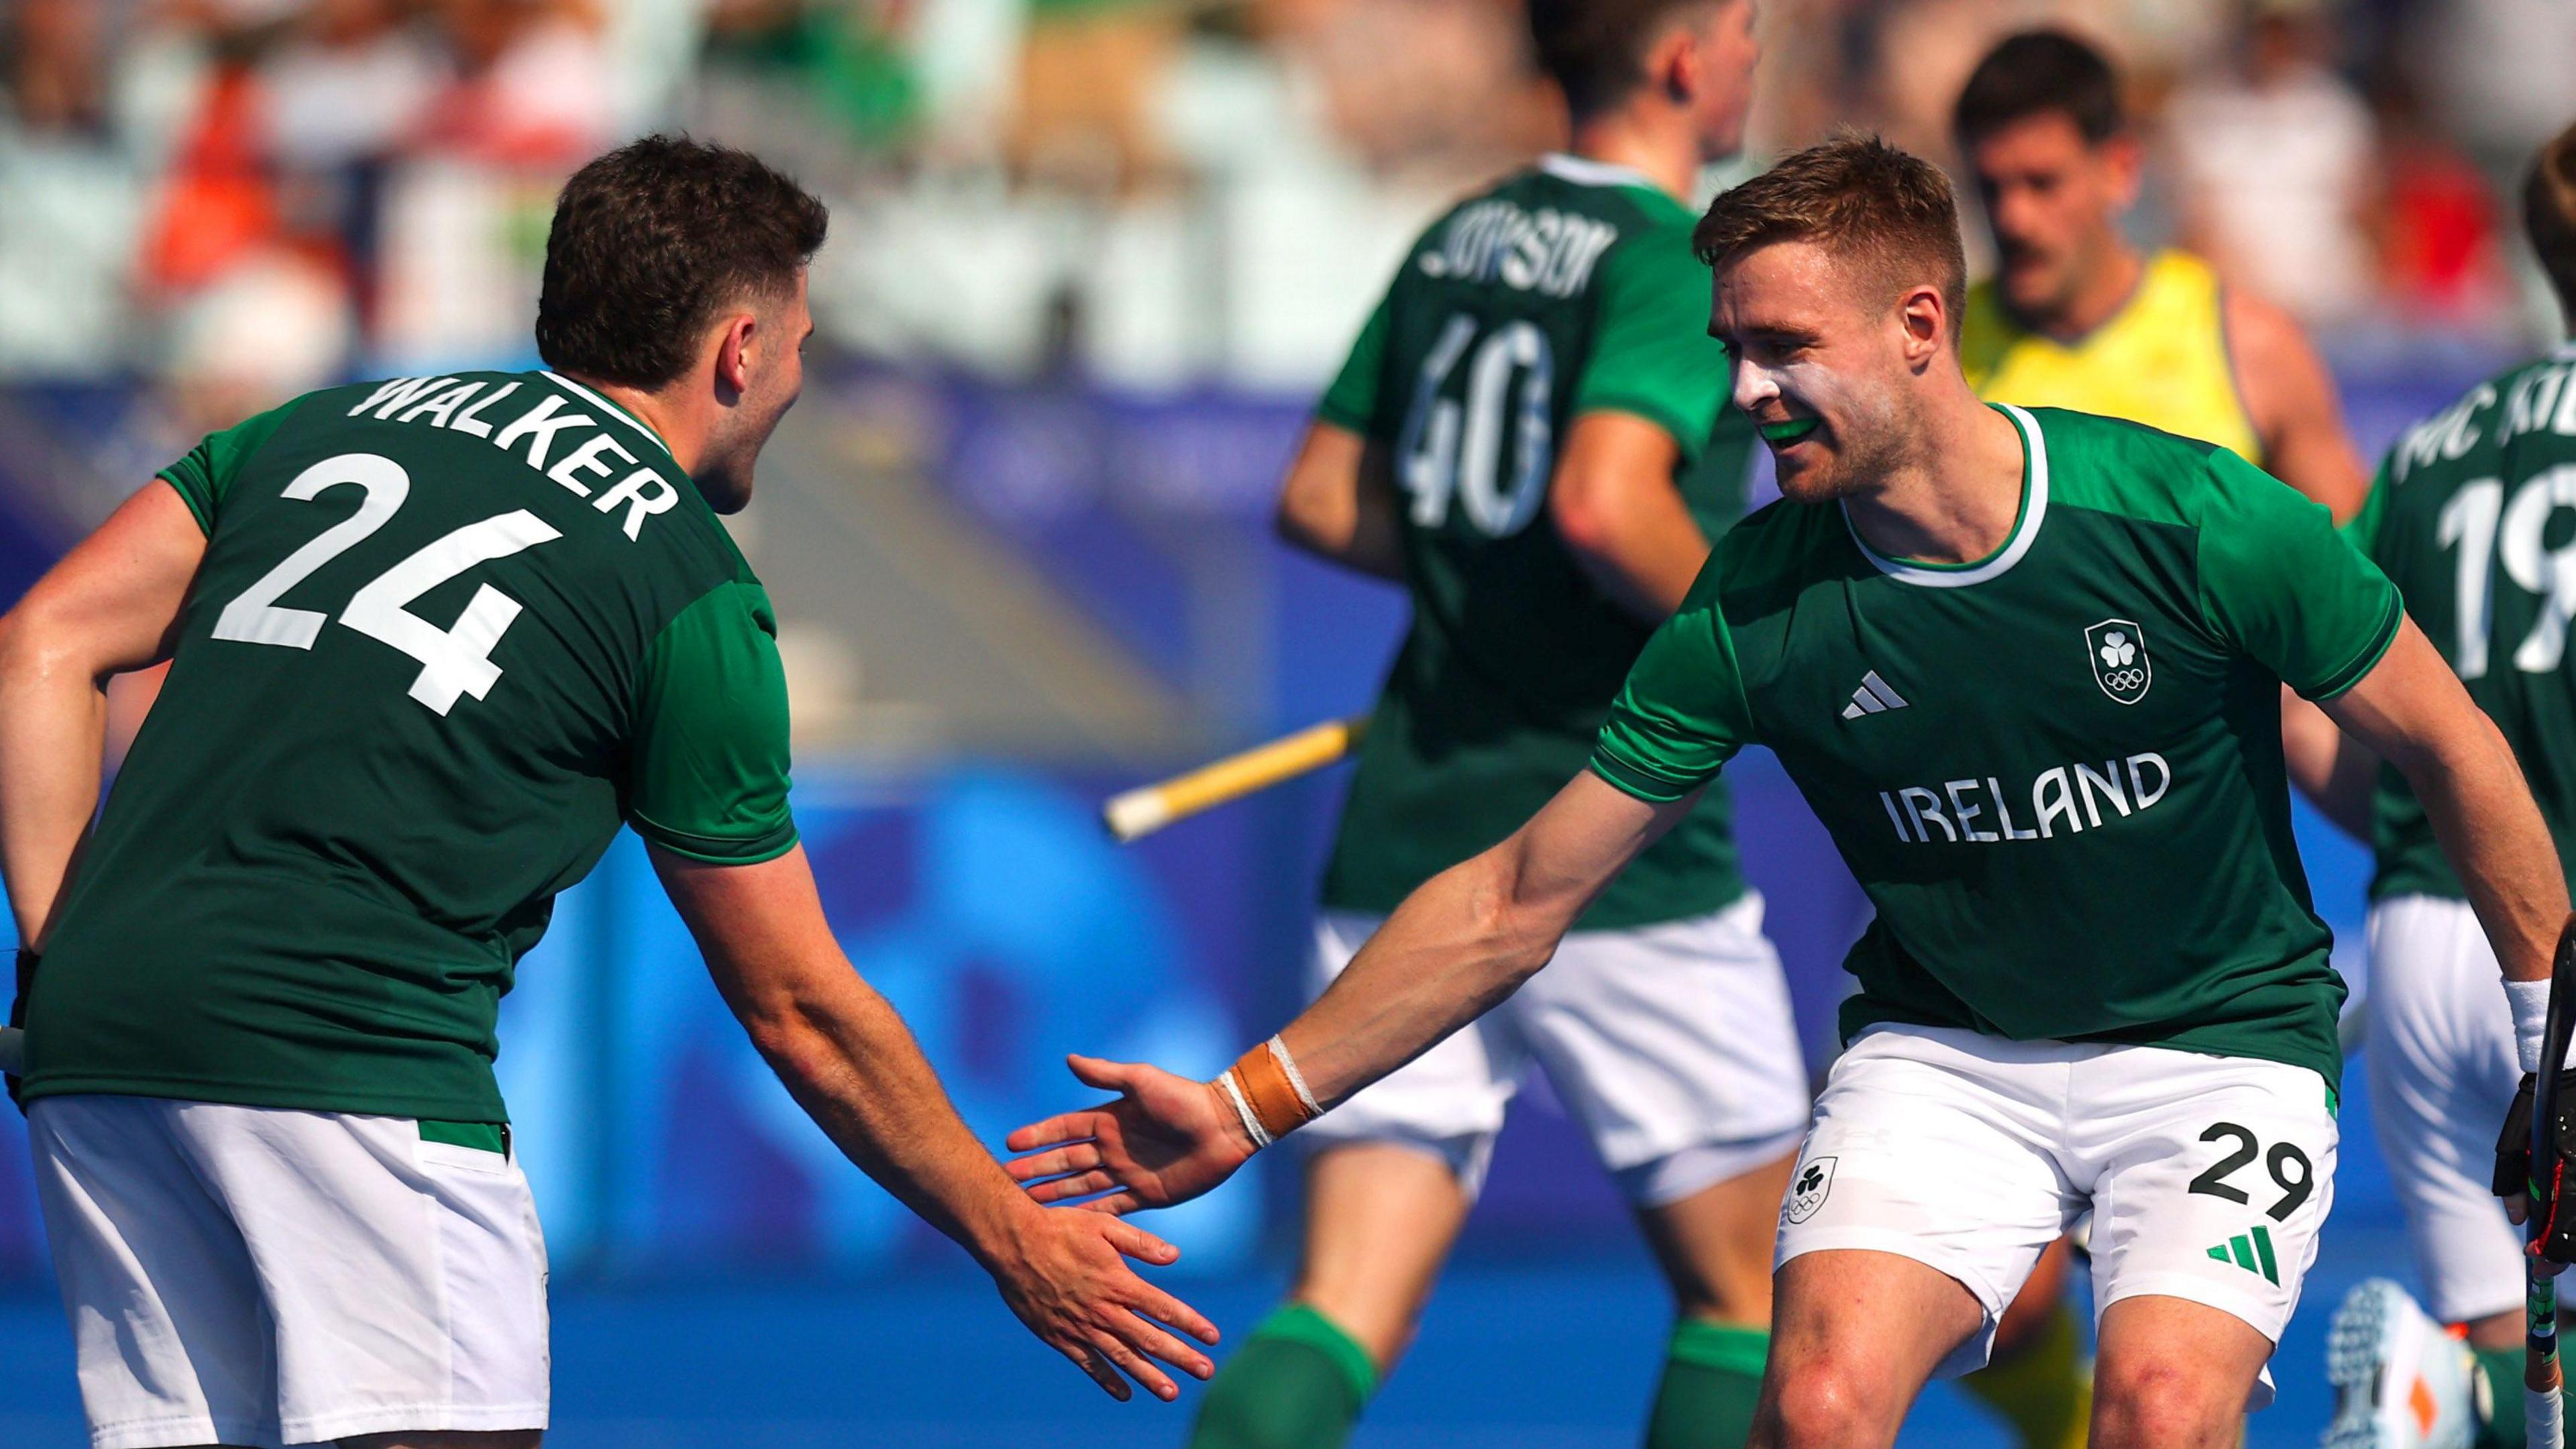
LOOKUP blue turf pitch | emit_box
[0,1223,2412,1447]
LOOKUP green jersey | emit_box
[1592,406,2403,1084]
[2349,344,2576,902]
[1313,154,1751,930]
[15,370,798,1122]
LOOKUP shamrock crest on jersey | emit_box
[2087,619,2153,704]
[1783,1156,1837,1225]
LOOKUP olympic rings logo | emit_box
[2103,667,2147,691]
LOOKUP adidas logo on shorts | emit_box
[2207,1224,2281,1285]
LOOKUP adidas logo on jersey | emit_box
[2207,1224,2282,1285]
[1840,670,1908,720]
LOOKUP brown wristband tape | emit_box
[1229,1041,1316,1142]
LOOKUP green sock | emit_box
[1644,1319,1768,1449]
[1189,1303,1381,1449]
[1959,1300,2090,1449]
[2469,1343,2576,1449]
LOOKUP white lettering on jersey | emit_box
[2392,383,2497,482]
[358,378,685,543]
[348,376,457,421]
[546,431,635,499]
[1416,201,1619,299]
[492,394,597,471]
[448,381,521,438]
[1880,751,2174,844]
[593,468,681,540]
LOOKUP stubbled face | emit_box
[695,270,813,515]
[1682,0,1762,162]
[1964,111,2137,321]
[1711,240,1925,503]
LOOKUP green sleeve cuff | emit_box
[156,468,216,535]
[1587,749,1702,805]
[629,814,801,865]
[2297,592,2404,702]
[1313,396,1379,438]
[156,394,307,535]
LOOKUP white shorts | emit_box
[1776,1025,2338,1405]
[1303,891,1810,1205]
[29,1094,551,1449]
[2365,894,2524,1324]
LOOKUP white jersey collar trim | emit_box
[1843,403,2050,589]
[1538,153,1660,191]
[541,370,676,461]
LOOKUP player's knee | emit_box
[2090,1357,2231,1447]
[1758,1358,1901,1448]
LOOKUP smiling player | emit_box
[1194,4,1803,1447]
[1003,138,2573,1448]
[0,137,1214,1449]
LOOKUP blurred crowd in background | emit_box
[3,0,2572,421]
[0,0,2559,1322]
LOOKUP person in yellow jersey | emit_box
[1940,28,2374,1449]
[1955,29,2369,518]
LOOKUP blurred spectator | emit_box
[2368,68,2511,333]
[263,0,443,169]
[2411,0,2576,176]
[0,0,141,376]
[6,0,110,133]
[2167,0,2376,325]
[1007,0,1182,193]
[1254,0,1553,182]
[422,0,611,166]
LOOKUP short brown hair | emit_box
[1528,0,1717,119]
[1953,30,2125,148]
[536,135,829,389]
[2527,120,2576,324]
[1692,136,1969,337]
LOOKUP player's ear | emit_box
[1655,19,1699,104]
[712,313,758,401]
[2098,131,2144,211]
[1896,284,1944,367]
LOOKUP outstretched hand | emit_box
[984,1199,1221,1401]
[1004,1054,1259,1214]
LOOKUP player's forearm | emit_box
[1277,845,1573,1109]
[1558,512,1709,621]
[1275,492,1403,580]
[0,617,111,948]
[1275,424,1405,581]
[1549,416,1710,621]
[732,967,1042,1265]
[2399,712,2569,983]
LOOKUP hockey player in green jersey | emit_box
[1006,138,2575,1448]
[0,138,1215,1449]
[1185,3,1794,1446]
[2290,120,2576,1449]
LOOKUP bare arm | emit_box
[2228,288,2370,523]
[1004,773,1694,1208]
[0,480,205,948]
[2318,620,2569,981]
[651,845,1216,1399]
[1273,420,1404,581]
[2279,688,2376,839]
[1548,411,1714,621]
